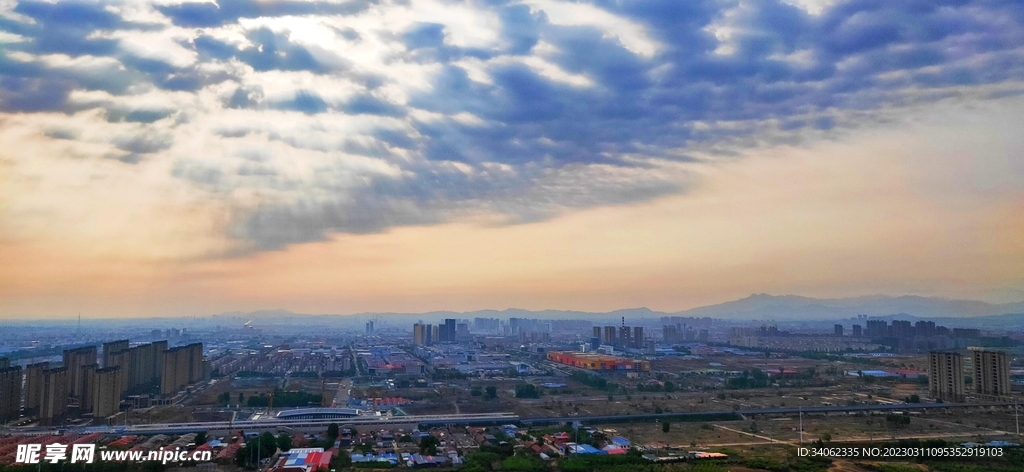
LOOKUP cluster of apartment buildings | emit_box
[0,340,205,425]
[663,325,709,344]
[592,325,646,349]
[412,319,460,346]
[928,348,1012,402]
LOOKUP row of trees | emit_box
[636,381,675,392]
[234,432,293,469]
[470,386,498,399]
[570,371,623,392]
[246,389,324,408]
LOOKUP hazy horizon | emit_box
[3,292,1024,322]
[2,0,1024,319]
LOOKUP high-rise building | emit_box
[0,365,22,422]
[834,324,844,337]
[79,363,97,412]
[413,323,428,346]
[102,340,129,368]
[602,326,616,345]
[915,321,936,337]
[444,319,457,343]
[106,341,167,396]
[23,362,48,414]
[63,346,97,403]
[618,326,631,348]
[366,321,375,334]
[40,367,69,425]
[866,320,887,337]
[969,348,1010,396]
[0,357,9,369]
[91,366,123,419]
[698,329,709,343]
[928,351,964,402]
[593,326,602,339]
[662,325,677,343]
[891,320,912,338]
[431,325,440,345]
[633,327,644,349]
[852,324,862,337]
[160,343,203,396]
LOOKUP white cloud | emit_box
[523,0,660,57]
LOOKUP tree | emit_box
[485,386,497,399]
[217,392,231,406]
[234,445,250,468]
[331,450,352,470]
[238,392,245,404]
[664,381,676,392]
[886,414,911,438]
[258,432,277,458]
[516,384,539,398]
[471,386,482,396]
[327,422,340,442]
[420,435,440,455]
[277,433,293,452]
[662,421,671,433]
[194,431,207,446]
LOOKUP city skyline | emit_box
[2,0,1024,318]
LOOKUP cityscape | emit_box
[1,302,1023,472]
[2,0,1024,471]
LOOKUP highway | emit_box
[6,413,521,436]
[519,401,1019,425]
[6,402,1018,436]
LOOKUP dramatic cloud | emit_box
[2,0,1023,252]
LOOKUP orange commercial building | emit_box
[547,352,650,372]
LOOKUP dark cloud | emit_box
[2,0,1023,251]
[0,76,75,112]
[273,91,330,114]
[341,94,405,116]
[131,110,171,124]
[113,133,173,155]
[43,127,80,140]
[225,86,265,109]
[235,27,339,74]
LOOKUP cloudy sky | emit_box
[1,0,1023,318]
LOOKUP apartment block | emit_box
[160,343,203,396]
[40,367,69,425]
[0,366,22,422]
[928,351,965,402]
[23,362,48,414]
[91,366,124,420]
[969,348,1011,396]
[63,346,97,403]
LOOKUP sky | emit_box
[1,0,1023,319]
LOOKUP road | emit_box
[713,424,794,445]
[7,401,1018,436]
[332,379,352,407]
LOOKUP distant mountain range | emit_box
[672,293,1024,321]
[211,294,1024,326]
